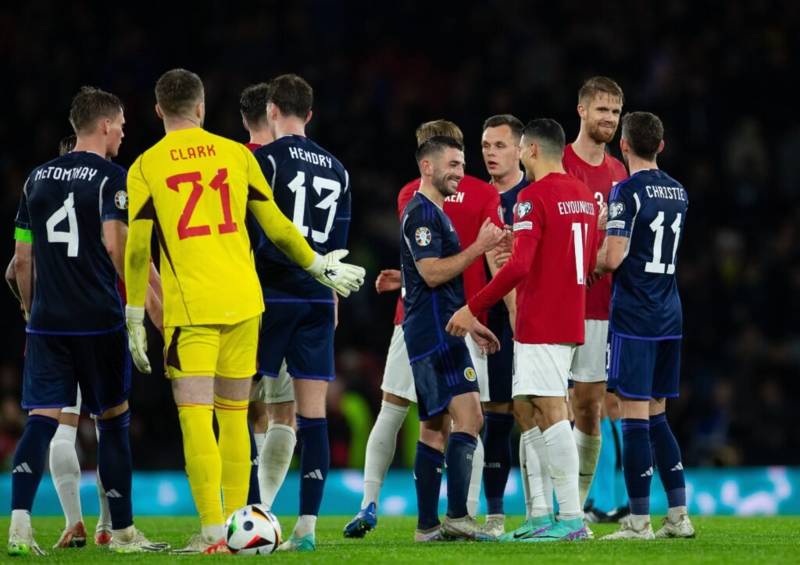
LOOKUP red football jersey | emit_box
[468,173,599,345]
[245,142,262,152]
[563,144,627,320]
[392,174,502,325]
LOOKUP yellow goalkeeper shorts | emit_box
[164,315,259,379]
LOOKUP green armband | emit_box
[14,227,32,243]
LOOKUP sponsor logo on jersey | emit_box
[464,367,477,382]
[517,201,532,218]
[114,190,128,210]
[609,201,624,219]
[415,226,432,246]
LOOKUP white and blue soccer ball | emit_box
[225,504,282,555]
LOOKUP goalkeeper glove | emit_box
[125,305,151,374]
[306,249,366,297]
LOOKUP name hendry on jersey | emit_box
[288,146,333,168]
[33,165,98,183]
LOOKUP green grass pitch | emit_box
[1,515,798,563]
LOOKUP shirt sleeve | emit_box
[468,192,542,314]
[482,189,503,227]
[329,169,351,249]
[402,205,443,262]
[101,166,129,223]
[606,181,637,238]
[124,156,155,308]
[14,178,32,243]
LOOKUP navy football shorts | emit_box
[259,300,335,381]
[487,308,513,403]
[410,339,479,421]
[22,329,131,416]
[607,331,681,400]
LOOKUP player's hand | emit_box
[494,250,512,269]
[475,218,506,254]
[446,305,476,338]
[375,269,402,293]
[469,320,501,355]
[126,305,151,374]
[597,202,608,231]
[307,249,366,298]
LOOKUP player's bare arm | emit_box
[102,219,164,332]
[415,218,505,288]
[485,245,517,333]
[5,255,21,303]
[595,234,628,274]
[13,241,33,317]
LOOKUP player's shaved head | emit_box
[68,86,123,135]
[622,112,664,161]
[415,120,464,147]
[578,76,624,105]
[240,82,271,127]
[415,135,464,163]
[522,118,566,160]
[267,74,313,119]
[155,68,204,118]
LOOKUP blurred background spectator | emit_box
[1,0,798,471]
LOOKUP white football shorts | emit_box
[465,333,490,402]
[513,342,576,398]
[570,319,609,383]
[380,325,416,402]
[253,360,295,404]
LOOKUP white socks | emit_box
[10,509,31,534]
[201,524,224,542]
[50,424,82,528]
[542,420,582,520]
[361,401,408,509]
[258,424,296,509]
[254,432,266,456]
[294,514,317,538]
[467,435,484,517]
[519,436,532,519]
[521,427,553,518]
[574,427,601,507]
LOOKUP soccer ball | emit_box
[225,504,282,555]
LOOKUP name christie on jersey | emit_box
[34,165,99,182]
[645,185,687,200]
[288,146,333,168]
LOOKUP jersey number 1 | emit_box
[645,211,682,274]
[166,169,238,240]
[571,222,590,285]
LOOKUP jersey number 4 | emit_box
[287,171,341,244]
[46,192,79,257]
[167,169,237,240]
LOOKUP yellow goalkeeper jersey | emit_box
[126,127,313,327]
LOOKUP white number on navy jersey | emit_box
[287,171,342,243]
[46,192,79,257]
[645,211,682,274]
[571,222,589,285]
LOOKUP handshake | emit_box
[126,249,366,374]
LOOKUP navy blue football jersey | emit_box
[14,152,127,334]
[251,135,351,301]
[401,192,466,360]
[607,169,688,338]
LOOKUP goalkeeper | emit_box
[124,68,365,555]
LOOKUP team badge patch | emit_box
[609,202,625,219]
[464,367,477,382]
[415,226,432,246]
[114,190,128,210]
[516,201,532,219]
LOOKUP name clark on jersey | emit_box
[170,144,217,161]
[288,146,333,169]
[645,185,687,200]
[34,165,98,182]
[557,200,596,215]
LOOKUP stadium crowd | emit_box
[1,0,798,474]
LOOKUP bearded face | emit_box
[583,92,622,144]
